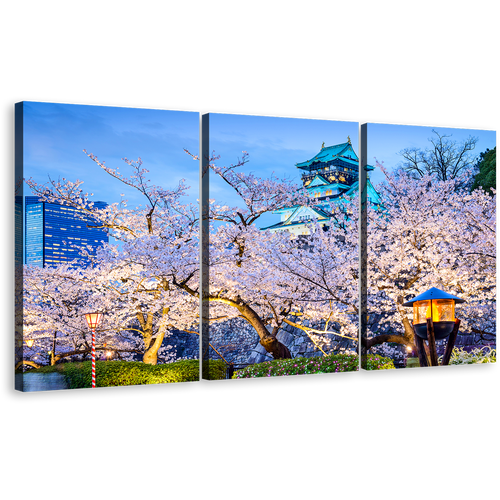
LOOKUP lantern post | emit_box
[403,287,465,367]
[85,312,103,388]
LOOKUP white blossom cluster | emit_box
[19,149,495,369]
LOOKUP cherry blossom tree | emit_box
[24,146,493,370]
[182,150,310,359]
[365,162,496,354]
[254,201,360,352]
[254,158,498,353]
[25,152,200,365]
[21,263,142,368]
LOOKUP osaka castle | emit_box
[261,138,381,235]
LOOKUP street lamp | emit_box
[85,312,103,388]
[403,287,465,366]
[26,339,34,348]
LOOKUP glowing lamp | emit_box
[26,339,34,348]
[84,312,103,389]
[85,313,103,331]
[403,287,465,340]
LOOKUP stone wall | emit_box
[51,315,490,367]
[161,319,495,367]
[159,319,280,364]
[273,320,357,361]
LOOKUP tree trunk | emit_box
[362,307,415,352]
[204,295,292,360]
[362,333,413,350]
[142,307,169,365]
[260,334,292,359]
[236,302,292,359]
[143,332,167,364]
[143,342,161,365]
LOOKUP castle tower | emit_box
[262,139,379,235]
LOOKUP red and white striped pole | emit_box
[91,328,96,388]
[85,313,103,389]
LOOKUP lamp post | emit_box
[403,287,465,367]
[85,312,103,388]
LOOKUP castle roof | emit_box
[295,140,375,174]
[296,141,359,170]
[260,205,330,231]
[305,174,352,196]
[337,178,381,203]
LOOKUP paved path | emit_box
[17,373,69,392]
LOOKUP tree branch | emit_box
[283,318,357,341]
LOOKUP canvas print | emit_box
[201,114,498,379]
[17,106,494,392]
[361,123,496,369]
[200,113,363,380]
[15,102,200,391]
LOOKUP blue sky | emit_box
[22,102,199,263]
[208,114,496,230]
[22,105,496,238]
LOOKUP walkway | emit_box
[14,373,69,392]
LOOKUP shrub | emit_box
[36,359,225,388]
[363,354,396,370]
[233,353,359,379]
[443,346,496,365]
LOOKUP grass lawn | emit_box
[30,359,226,388]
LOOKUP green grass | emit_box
[35,359,226,388]
[233,353,359,379]
[21,354,398,386]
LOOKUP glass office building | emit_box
[25,196,108,268]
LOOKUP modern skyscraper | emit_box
[15,195,23,268]
[25,196,108,268]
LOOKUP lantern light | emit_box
[85,312,103,330]
[84,312,104,389]
[26,339,34,348]
[403,287,465,340]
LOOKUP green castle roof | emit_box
[296,141,359,170]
